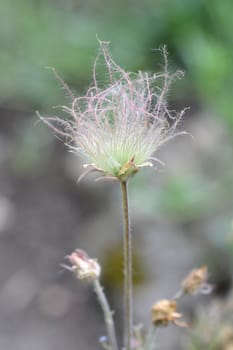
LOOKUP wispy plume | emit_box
[38,41,186,182]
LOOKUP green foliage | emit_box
[1,0,233,233]
[1,0,233,130]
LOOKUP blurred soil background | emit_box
[0,0,233,349]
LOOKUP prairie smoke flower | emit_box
[39,42,186,182]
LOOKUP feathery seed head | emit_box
[39,41,186,182]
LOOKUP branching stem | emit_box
[93,279,119,350]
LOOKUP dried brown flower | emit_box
[151,299,185,327]
[181,265,212,295]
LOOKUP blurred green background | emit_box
[0,0,233,349]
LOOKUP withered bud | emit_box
[151,299,185,327]
[64,249,101,280]
[181,265,211,295]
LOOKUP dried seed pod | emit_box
[181,266,212,295]
[151,299,184,327]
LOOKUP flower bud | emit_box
[65,249,101,281]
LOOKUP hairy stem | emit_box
[120,180,132,350]
[144,326,159,350]
[93,279,119,350]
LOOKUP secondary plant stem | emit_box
[144,326,159,350]
[120,180,132,350]
[93,279,119,350]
